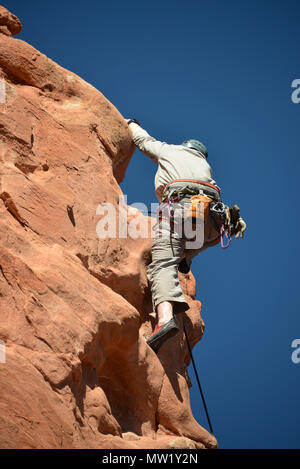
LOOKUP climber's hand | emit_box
[234,216,246,238]
[125,118,141,126]
[229,204,246,238]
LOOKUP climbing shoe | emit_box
[146,317,179,353]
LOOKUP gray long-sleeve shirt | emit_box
[130,123,218,202]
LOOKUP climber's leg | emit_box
[146,229,189,316]
[145,219,188,351]
[157,300,173,326]
[146,198,205,352]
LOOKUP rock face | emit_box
[0,6,217,449]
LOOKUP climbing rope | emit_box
[182,320,215,436]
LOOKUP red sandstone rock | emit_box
[0,6,22,37]
[0,7,217,449]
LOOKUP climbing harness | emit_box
[163,179,221,200]
[160,181,232,250]
[156,187,186,227]
[142,180,237,250]
[183,319,214,435]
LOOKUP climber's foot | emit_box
[146,317,179,353]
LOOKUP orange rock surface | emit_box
[0,6,217,449]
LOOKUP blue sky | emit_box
[6,0,300,448]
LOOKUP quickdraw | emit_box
[220,224,231,249]
[210,201,232,249]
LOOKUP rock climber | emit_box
[125,118,246,352]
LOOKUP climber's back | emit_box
[126,120,218,202]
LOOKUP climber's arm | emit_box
[126,120,166,164]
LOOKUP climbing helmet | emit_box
[181,139,208,158]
